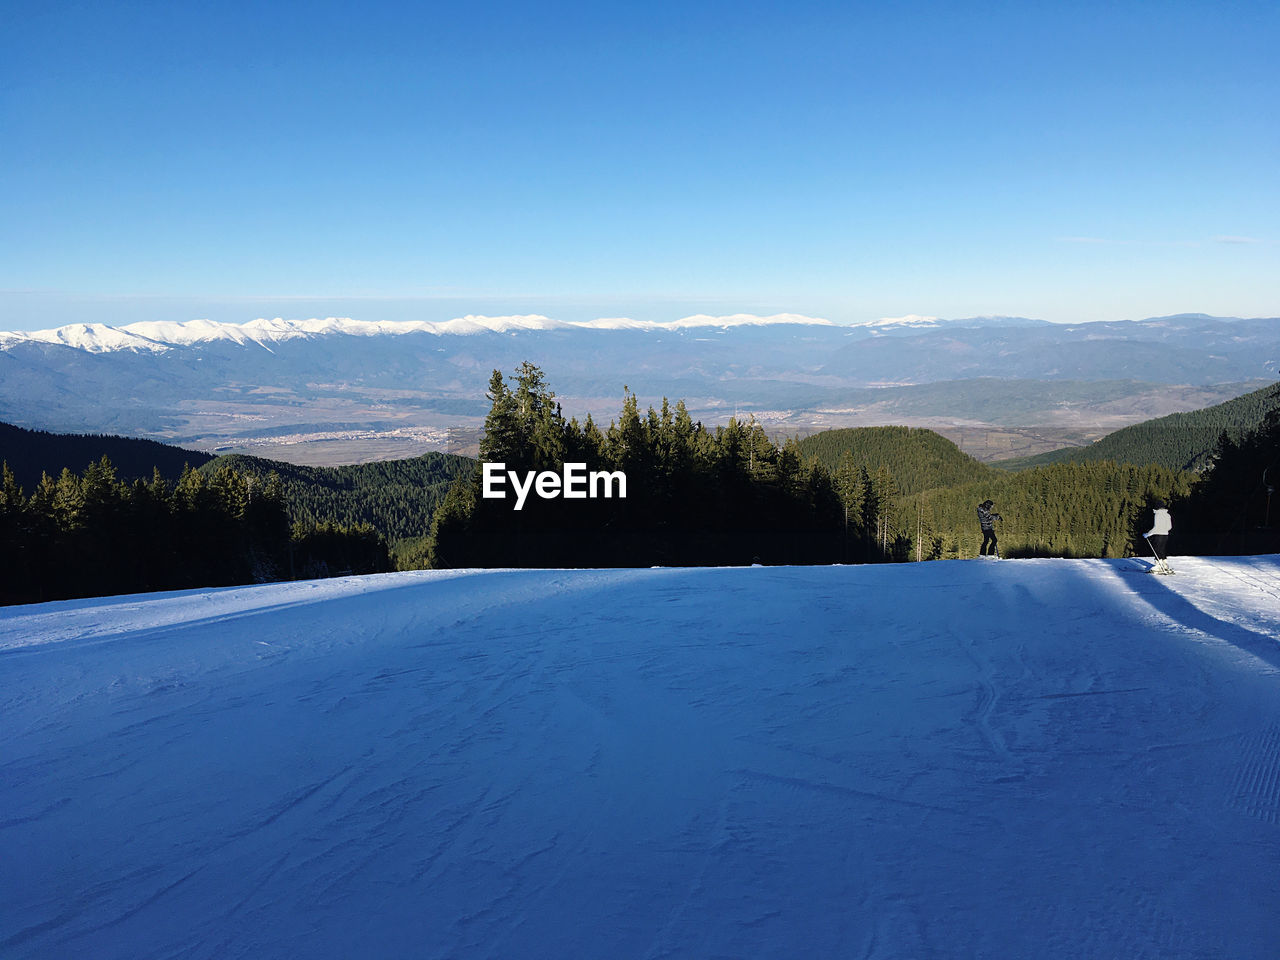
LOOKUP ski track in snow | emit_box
[1,557,1278,958]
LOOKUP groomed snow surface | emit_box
[2,556,1279,958]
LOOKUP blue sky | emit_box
[2,0,1276,330]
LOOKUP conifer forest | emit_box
[2,368,1277,603]
[425,364,1235,568]
[0,459,392,606]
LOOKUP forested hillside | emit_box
[790,425,1192,560]
[0,421,475,550]
[1,458,286,604]
[0,424,474,600]
[427,364,865,567]
[1174,400,1280,555]
[893,462,1194,560]
[0,421,214,491]
[998,382,1280,472]
[0,457,397,606]
[5,369,1274,602]
[199,452,476,545]
[798,426,999,495]
[427,365,1197,567]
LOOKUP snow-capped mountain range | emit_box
[0,312,1048,355]
[0,313,851,354]
[1,312,1276,453]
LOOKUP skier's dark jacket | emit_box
[977,504,1001,531]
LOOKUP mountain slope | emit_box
[199,451,476,543]
[998,381,1280,472]
[798,425,999,494]
[0,421,214,491]
[2,559,1277,958]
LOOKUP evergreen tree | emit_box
[428,365,853,569]
[480,369,521,466]
[1174,393,1280,554]
[0,463,30,604]
[426,476,479,569]
[2,456,305,605]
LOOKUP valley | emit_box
[2,314,1276,466]
[190,380,1259,465]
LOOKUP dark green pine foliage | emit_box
[0,421,215,491]
[894,461,1194,559]
[428,364,1217,567]
[831,454,877,562]
[198,450,474,546]
[0,462,35,602]
[2,454,400,605]
[1174,391,1280,555]
[798,426,1000,496]
[290,522,391,580]
[480,368,525,468]
[427,365,857,568]
[997,382,1280,473]
[1,457,296,605]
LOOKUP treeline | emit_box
[7,368,1273,601]
[1174,400,1280,555]
[426,363,891,567]
[428,364,1212,567]
[894,461,1194,560]
[0,458,392,606]
[798,426,999,496]
[200,452,474,545]
[0,422,474,563]
[801,429,1195,560]
[1000,382,1280,473]
[796,386,1280,560]
[0,420,215,491]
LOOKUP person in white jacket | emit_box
[1144,500,1173,573]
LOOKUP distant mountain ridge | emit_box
[3,312,1277,458]
[0,313,841,353]
[0,311,1253,354]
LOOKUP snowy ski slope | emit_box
[2,557,1279,958]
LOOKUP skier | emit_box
[977,499,1002,557]
[1143,499,1173,574]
